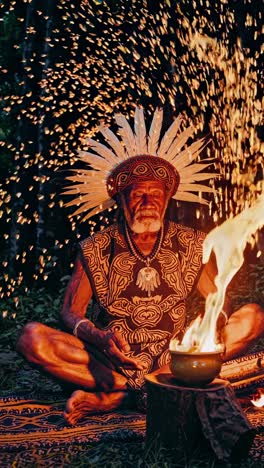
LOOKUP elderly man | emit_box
[16,107,264,425]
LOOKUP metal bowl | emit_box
[169,350,223,386]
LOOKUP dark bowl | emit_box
[169,350,223,386]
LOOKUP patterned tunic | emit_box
[79,221,205,388]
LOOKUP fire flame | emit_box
[170,193,264,353]
[251,389,264,408]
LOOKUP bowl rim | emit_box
[169,349,224,356]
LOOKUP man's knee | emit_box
[246,303,264,339]
[224,303,264,348]
[16,322,48,364]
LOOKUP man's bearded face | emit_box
[122,180,168,233]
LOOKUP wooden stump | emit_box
[145,373,254,461]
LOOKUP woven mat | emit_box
[0,393,145,467]
[0,392,264,466]
[0,394,145,450]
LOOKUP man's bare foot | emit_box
[64,390,126,425]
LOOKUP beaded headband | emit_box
[63,107,217,221]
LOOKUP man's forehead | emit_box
[128,180,166,191]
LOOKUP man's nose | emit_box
[142,193,153,205]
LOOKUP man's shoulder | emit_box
[79,223,118,249]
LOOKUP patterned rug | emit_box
[0,394,145,449]
[0,391,263,466]
[0,393,145,467]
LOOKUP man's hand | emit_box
[90,328,144,371]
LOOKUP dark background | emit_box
[0,0,263,299]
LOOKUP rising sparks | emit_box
[0,0,263,300]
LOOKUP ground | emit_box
[0,258,264,466]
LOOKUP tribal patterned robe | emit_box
[79,221,205,389]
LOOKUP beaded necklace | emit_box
[125,222,164,297]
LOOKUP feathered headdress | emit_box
[63,107,217,221]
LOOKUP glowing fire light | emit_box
[170,192,264,353]
[251,389,264,408]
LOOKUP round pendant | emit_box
[136,266,161,297]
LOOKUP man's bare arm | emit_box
[197,252,264,356]
[61,254,143,370]
[60,254,93,331]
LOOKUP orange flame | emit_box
[170,193,264,353]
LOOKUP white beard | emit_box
[131,219,161,233]
[131,212,162,233]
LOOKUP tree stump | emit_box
[145,373,254,461]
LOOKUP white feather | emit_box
[115,113,136,156]
[65,175,106,185]
[179,162,214,177]
[158,115,182,157]
[173,191,209,204]
[87,139,118,165]
[177,183,215,193]
[66,193,107,212]
[164,126,194,162]
[172,139,207,170]
[81,198,115,222]
[62,185,107,196]
[182,172,219,183]
[99,124,126,160]
[134,107,147,154]
[147,108,163,155]
[72,169,108,180]
[78,151,112,171]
